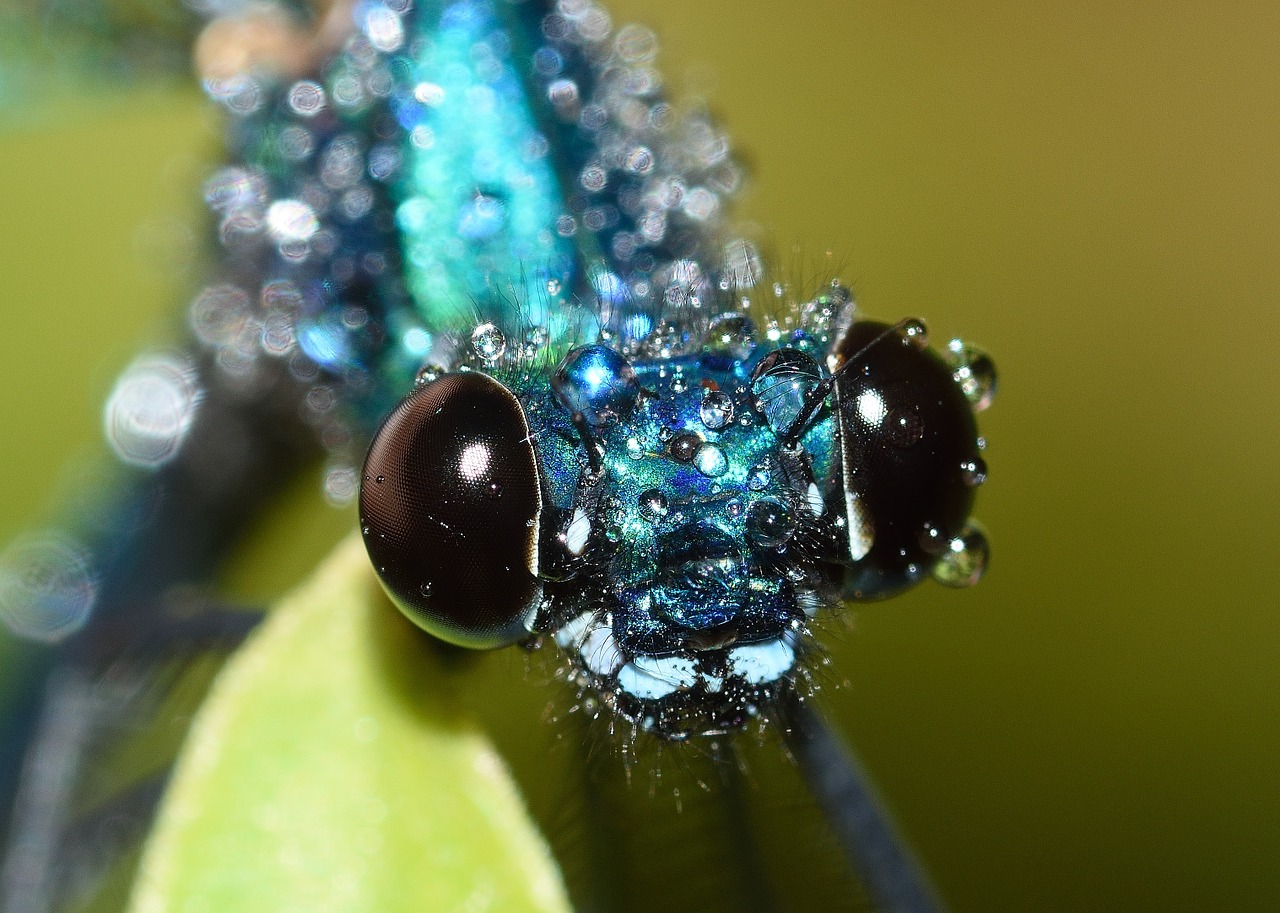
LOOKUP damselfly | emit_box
[0,2,995,911]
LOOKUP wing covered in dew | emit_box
[0,2,867,911]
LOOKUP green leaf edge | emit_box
[126,533,572,913]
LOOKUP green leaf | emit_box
[126,534,572,913]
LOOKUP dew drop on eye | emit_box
[946,338,998,412]
[897,317,929,348]
[960,457,989,487]
[931,522,990,589]
[886,407,925,448]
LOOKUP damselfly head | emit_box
[359,290,996,741]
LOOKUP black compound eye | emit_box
[359,372,543,649]
[828,320,986,598]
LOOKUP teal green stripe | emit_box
[395,0,575,342]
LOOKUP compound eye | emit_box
[830,321,984,598]
[359,373,543,648]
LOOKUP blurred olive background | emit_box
[2,1,1279,910]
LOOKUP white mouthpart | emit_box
[727,637,796,685]
[553,611,595,649]
[580,625,625,676]
[617,654,699,701]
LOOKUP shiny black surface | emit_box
[360,373,543,648]
[828,321,982,599]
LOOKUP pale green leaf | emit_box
[127,534,572,913]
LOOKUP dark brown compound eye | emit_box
[359,372,543,649]
[827,320,986,598]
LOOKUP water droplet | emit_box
[546,278,562,295]
[375,475,385,484]
[788,329,819,353]
[638,489,669,523]
[960,457,988,487]
[898,318,929,349]
[702,313,757,362]
[580,163,608,192]
[104,353,201,469]
[693,444,728,478]
[266,199,319,244]
[699,391,734,430]
[726,498,744,519]
[551,345,641,425]
[626,437,644,460]
[750,348,824,435]
[886,407,924,447]
[670,433,701,462]
[747,464,771,491]
[624,146,654,174]
[0,534,96,642]
[287,80,327,116]
[415,364,446,386]
[746,499,796,548]
[522,326,550,359]
[931,522,989,588]
[323,463,358,506]
[470,323,507,361]
[947,339,997,411]
[419,582,433,597]
[670,371,689,394]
